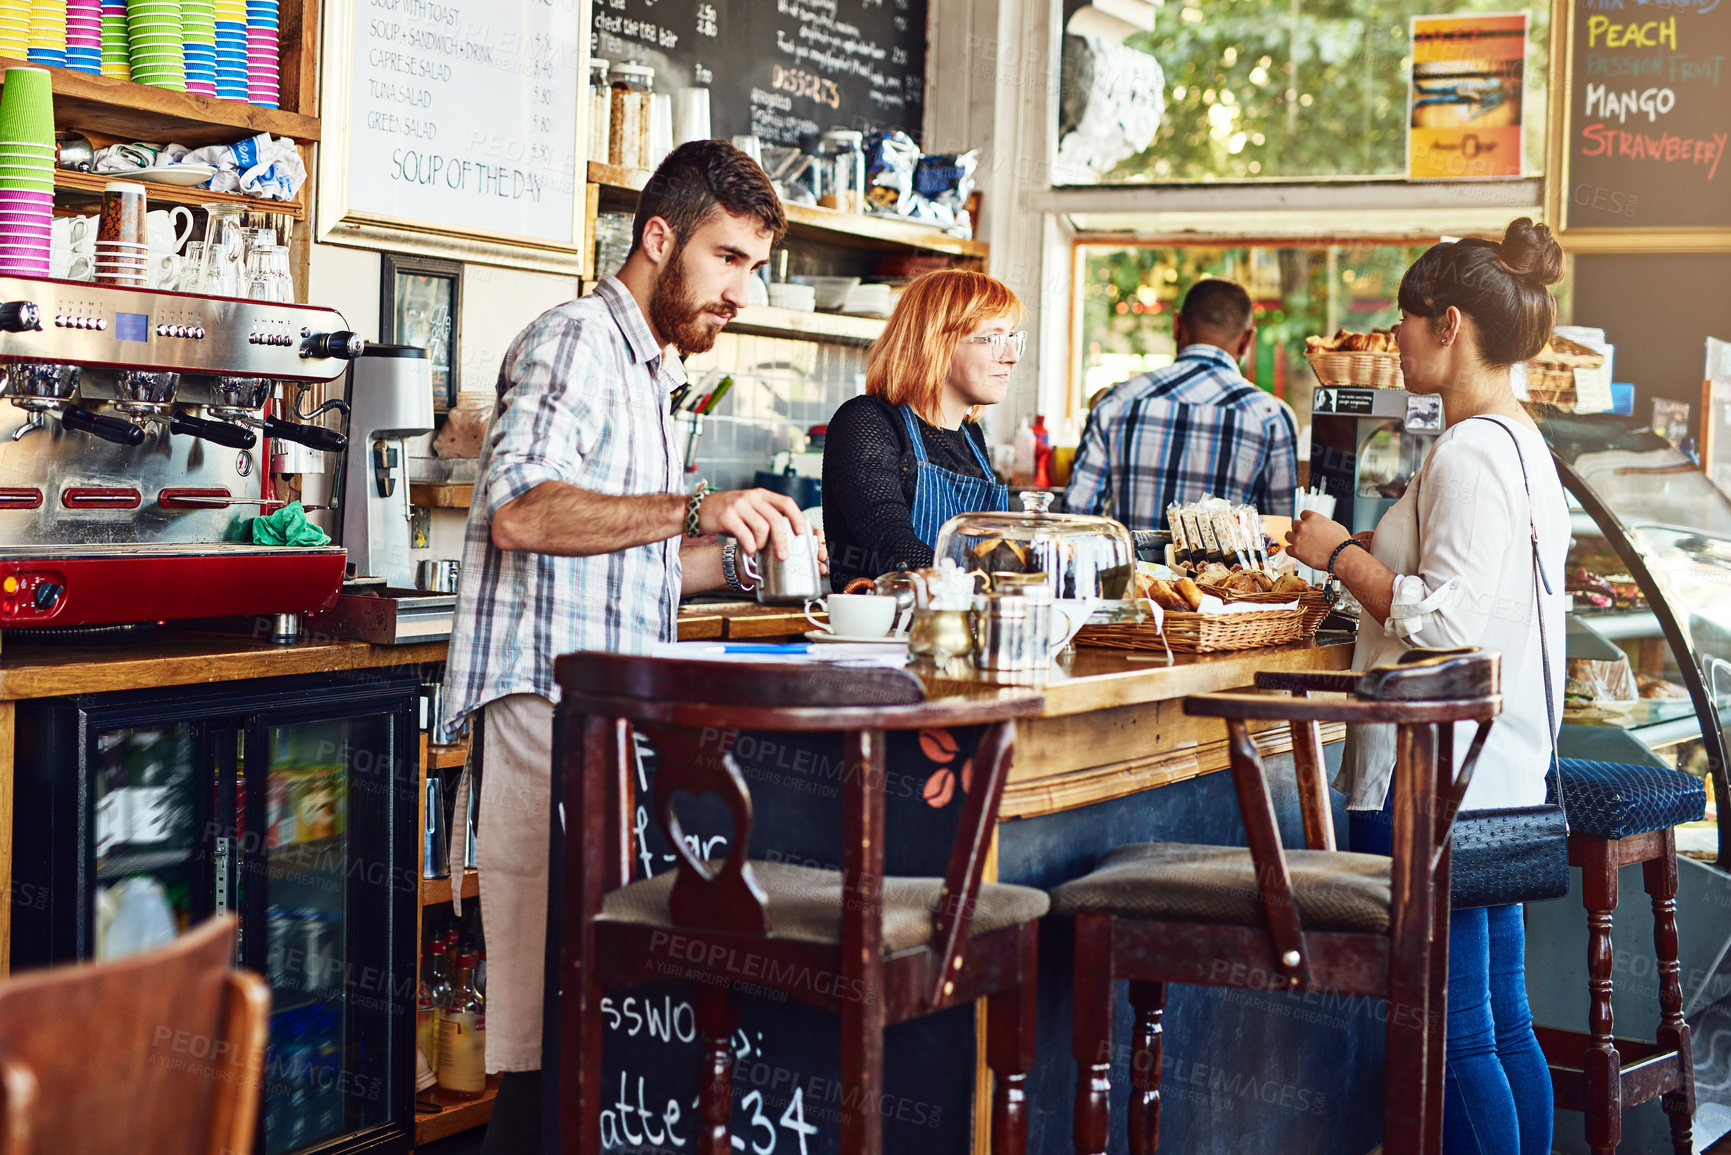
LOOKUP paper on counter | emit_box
[1197,595,1299,615]
[649,642,910,668]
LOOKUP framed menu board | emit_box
[317,0,587,273]
[1544,0,1731,251]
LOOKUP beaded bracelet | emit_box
[1326,538,1366,578]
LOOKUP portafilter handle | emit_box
[300,331,366,360]
[261,414,346,453]
[170,412,257,449]
[0,302,41,332]
[61,405,144,446]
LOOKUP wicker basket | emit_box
[1075,605,1304,654]
[1525,335,1606,411]
[1298,586,1338,636]
[1305,348,1403,389]
[1196,582,1335,639]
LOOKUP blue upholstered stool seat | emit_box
[1550,759,1706,840]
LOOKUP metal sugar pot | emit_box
[932,490,1136,600]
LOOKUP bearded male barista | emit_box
[440,141,815,1153]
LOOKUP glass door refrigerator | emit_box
[12,668,419,1155]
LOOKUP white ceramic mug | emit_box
[805,593,897,638]
[66,255,92,281]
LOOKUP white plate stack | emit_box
[842,282,895,317]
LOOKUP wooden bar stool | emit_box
[547,651,1050,1155]
[1536,758,1705,1154]
[1053,651,1503,1155]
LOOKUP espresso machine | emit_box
[1309,384,1447,533]
[335,344,432,588]
[0,277,364,629]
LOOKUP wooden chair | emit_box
[0,915,269,1155]
[1538,758,1705,1154]
[1054,651,1502,1155]
[548,651,1049,1155]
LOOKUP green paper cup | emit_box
[0,69,55,149]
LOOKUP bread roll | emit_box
[1272,574,1311,595]
[1175,577,1203,610]
[1147,578,1188,611]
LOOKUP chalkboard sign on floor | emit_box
[592,0,928,148]
[1552,0,1731,248]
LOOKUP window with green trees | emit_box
[1058,0,1548,183]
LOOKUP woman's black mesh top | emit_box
[821,394,995,592]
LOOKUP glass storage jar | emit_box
[932,490,1137,600]
[608,62,655,170]
[588,58,612,163]
[817,129,865,214]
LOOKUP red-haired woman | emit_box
[822,269,1023,591]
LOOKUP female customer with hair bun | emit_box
[1285,218,1570,1154]
[822,269,1022,591]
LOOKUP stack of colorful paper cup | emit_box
[214,0,243,99]
[0,68,57,278]
[244,0,276,107]
[65,0,102,73]
[0,0,31,59]
[99,0,130,79]
[27,0,68,68]
[180,0,213,95]
[127,0,184,90]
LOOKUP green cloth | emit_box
[251,500,331,546]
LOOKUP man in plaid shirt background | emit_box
[1062,278,1299,528]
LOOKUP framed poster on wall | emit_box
[1543,0,1731,252]
[317,0,588,272]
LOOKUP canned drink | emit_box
[266,774,296,849]
[267,908,295,991]
[298,907,338,994]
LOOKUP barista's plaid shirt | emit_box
[440,276,685,741]
[1062,344,1299,530]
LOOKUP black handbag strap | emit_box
[1468,415,1564,813]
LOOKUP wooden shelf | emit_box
[52,167,305,219]
[414,1076,499,1146]
[588,161,989,259]
[409,484,473,510]
[420,869,479,909]
[0,57,319,147]
[731,304,884,345]
[427,742,469,771]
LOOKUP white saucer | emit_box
[133,163,218,186]
[804,630,907,646]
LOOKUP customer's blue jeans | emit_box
[1350,804,1554,1155]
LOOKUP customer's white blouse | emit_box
[1336,415,1569,812]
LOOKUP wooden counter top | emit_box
[0,634,449,701]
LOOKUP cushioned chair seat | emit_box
[1049,842,1393,933]
[1554,759,1707,840]
[598,861,1050,955]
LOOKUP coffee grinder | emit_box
[1309,383,1446,533]
[336,345,432,586]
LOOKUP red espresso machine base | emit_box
[0,543,346,626]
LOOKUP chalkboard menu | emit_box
[336,0,584,249]
[592,0,928,148]
[1562,0,1731,234]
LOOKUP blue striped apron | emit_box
[899,405,1009,545]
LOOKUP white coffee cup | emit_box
[805,593,897,638]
